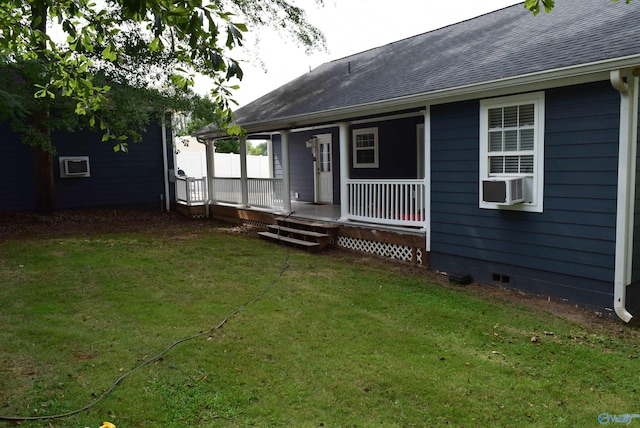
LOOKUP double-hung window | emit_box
[479,92,545,212]
[353,127,379,168]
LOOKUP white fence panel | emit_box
[177,150,270,178]
[176,152,207,178]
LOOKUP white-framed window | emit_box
[479,92,545,212]
[352,127,379,168]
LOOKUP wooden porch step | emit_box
[274,216,339,237]
[267,224,333,248]
[257,231,322,252]
[259,217,338,253]
[267,224,329,239]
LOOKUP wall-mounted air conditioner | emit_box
[482,177,525,205]
[59,156,90,178]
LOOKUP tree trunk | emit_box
[31,0,55,214]
[34,145,55,214]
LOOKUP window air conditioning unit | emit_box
[482,177,525,205]
[59,156,90,178]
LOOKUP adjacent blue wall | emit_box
[1,123,37,211]
[429,81,620,309]
[2,122,172,211]
[351,116,423,180]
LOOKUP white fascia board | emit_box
[234,55,640,136]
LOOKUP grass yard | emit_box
[0,214,639,427]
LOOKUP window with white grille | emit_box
[480,92,545,212]
[353,127,379,168]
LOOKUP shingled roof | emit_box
[198,0,640,136]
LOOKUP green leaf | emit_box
[234,22,247,32]
[102,44,117,61]
[149,37,162,51]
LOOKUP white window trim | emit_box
[352,127,379,168]
[479,92,545,213]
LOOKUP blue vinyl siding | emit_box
[272,135,283,180]
[351,116,423,180]
[2,123,169,211]
[55,125,168,209]
[430,81,620,309]
[633,88,640,283]
[1,124,37,211]
[272,128,341,204]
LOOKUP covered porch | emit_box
[178,113,430,264]
[181,112,430,228]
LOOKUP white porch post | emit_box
[239,135,249,207]
[423,107,432,251]
[205,140,216,206]
[339,122,350,220]
[280,130,292,212]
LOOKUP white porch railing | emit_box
[211,177,242,205]
[347,179,426,227]
[179,176,425,228]
[248,178,284,209]
[175,177,207,206]
[211,177,284,210]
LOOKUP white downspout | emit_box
[611,69,637,323]
[161,113,171,212]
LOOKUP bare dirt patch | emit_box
[0,209,207,242]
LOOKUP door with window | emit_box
[316,134,333,203]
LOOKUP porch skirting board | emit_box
[337,236,423,265]
[336,226,427,266]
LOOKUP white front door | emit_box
[316,134,333,203]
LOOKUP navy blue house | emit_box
[1,121,175,212]
[195,0,640,322]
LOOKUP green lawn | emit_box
[0,222,639,427]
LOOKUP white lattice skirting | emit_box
[337,236,423,265]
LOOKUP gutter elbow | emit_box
[615,296,634,323]
[611,69,629,95]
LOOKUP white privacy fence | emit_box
[347,179,426,227]
[176,152,270,178]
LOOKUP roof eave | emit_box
[197,54,640,138]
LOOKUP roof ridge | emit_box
[327,1,525,65]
